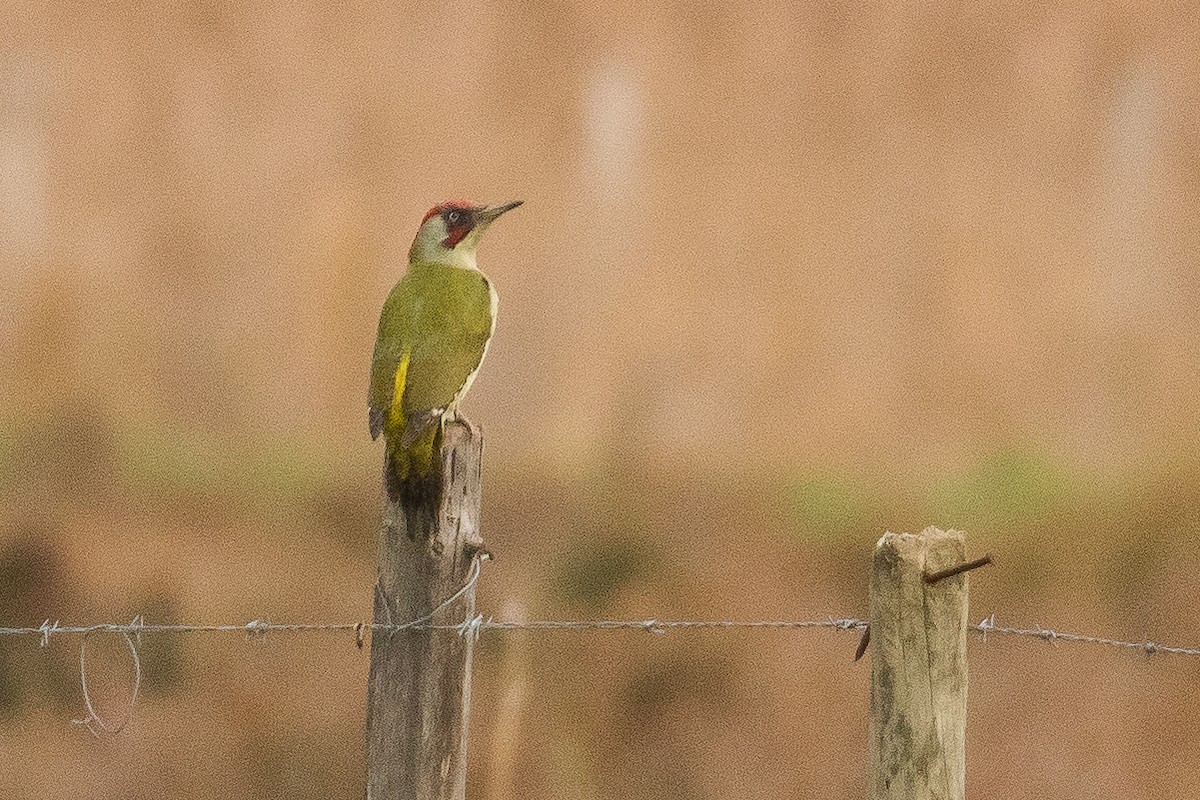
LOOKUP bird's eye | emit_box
[447,210,461,224]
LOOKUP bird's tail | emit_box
[385,422,440,504]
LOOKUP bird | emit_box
[368,199,522,498]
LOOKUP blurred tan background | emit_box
[1,2,1199,798]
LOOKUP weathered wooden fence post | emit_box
[868,527,968,800]
[366,422,486,800]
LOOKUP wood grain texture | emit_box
[366,422,486,800]
[868,527,968,800]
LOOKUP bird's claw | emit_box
[445,409,480,438]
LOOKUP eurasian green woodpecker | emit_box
[368,200,522,494]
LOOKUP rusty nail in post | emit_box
[854,624,871,662]
[924,554,993,584]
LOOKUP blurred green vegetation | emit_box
[923,449,1078,531]
[115,428,337,509]
[777,447,1200,612]
[552,534,660,612]
[788,475,880,542]
[0,411,340,511]
[787,448,1082,543]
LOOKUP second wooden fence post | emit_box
[868,526,969,800]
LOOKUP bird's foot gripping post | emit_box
[868,527,969,800]
[366,420,486,800]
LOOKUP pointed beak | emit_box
[476,200,523,223]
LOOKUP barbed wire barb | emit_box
[38,619,59,648]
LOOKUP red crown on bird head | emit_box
[421,200,479,226]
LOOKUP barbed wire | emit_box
[970,614,1200,657]
[4,611,1197,737]
[4,613,1198,655]
[4,547,1198,736]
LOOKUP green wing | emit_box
[368,263,495,442]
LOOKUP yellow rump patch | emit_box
[383,351,436,481]
[387,352,410,432]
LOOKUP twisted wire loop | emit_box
[70,620,143,737]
